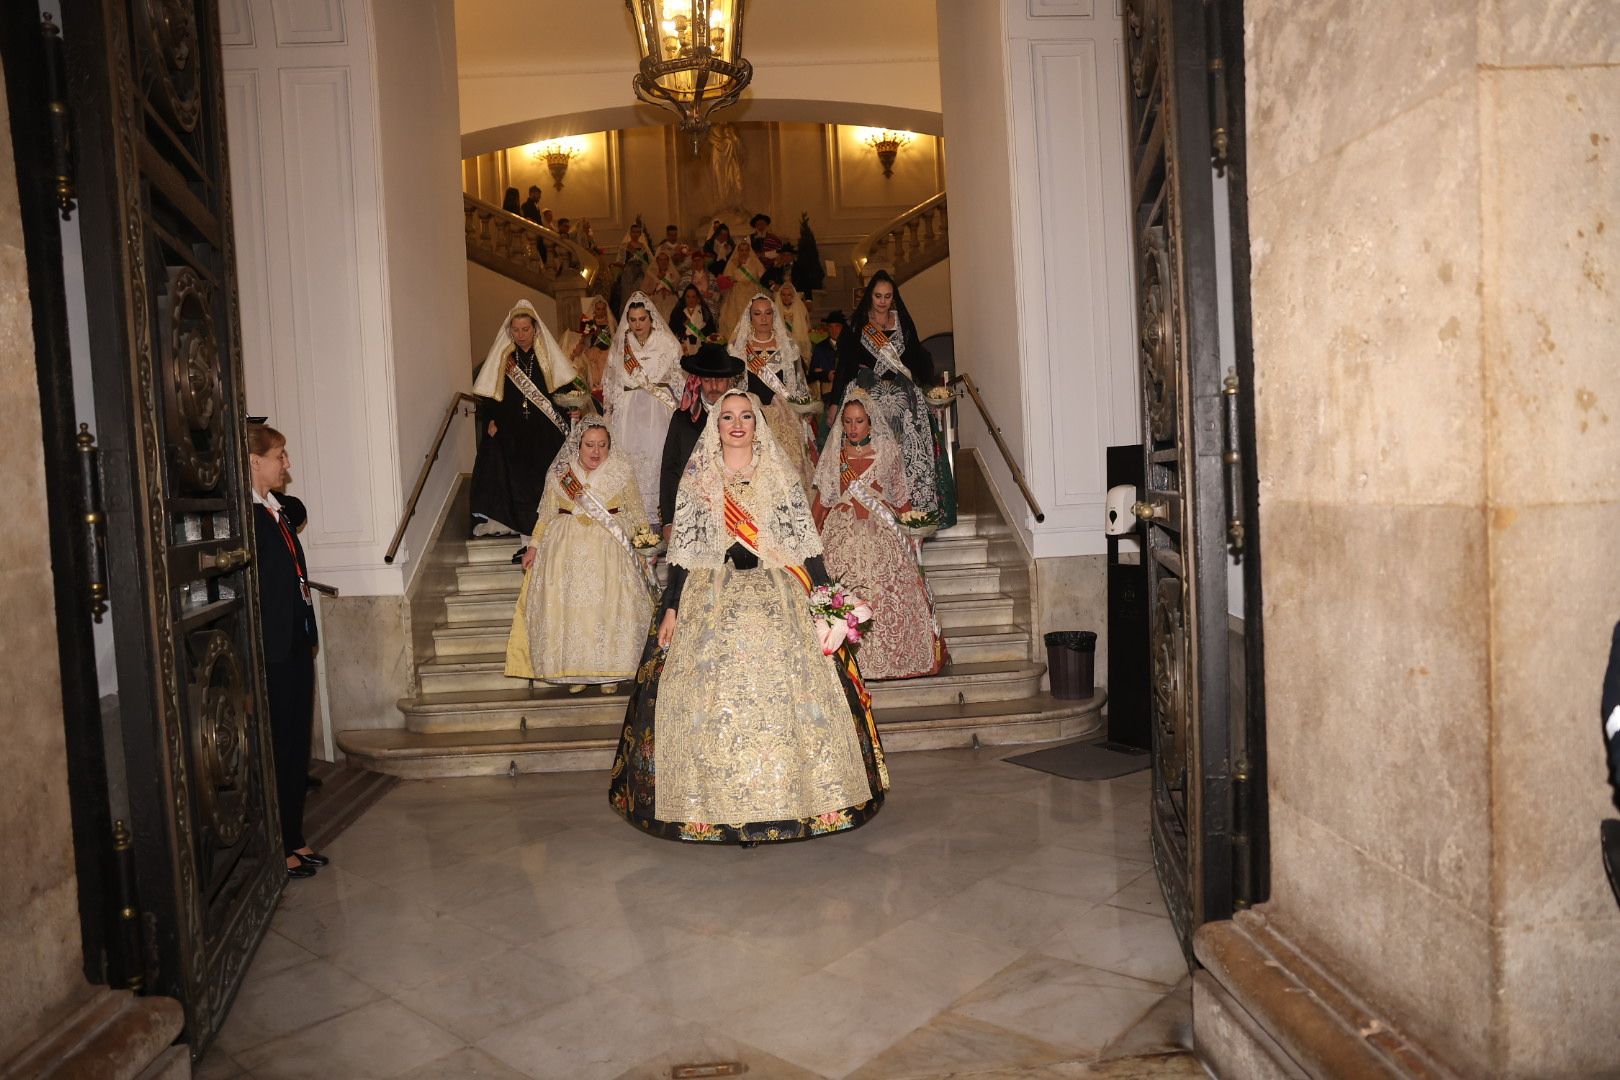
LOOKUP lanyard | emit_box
[270,508,312,605]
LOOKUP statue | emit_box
[707,122,746,214]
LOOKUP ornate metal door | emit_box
[64,0,281,1053]
[1124,0,1266,961]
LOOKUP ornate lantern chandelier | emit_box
[624,0,752,142]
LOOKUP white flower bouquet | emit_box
[554,388,592,412]
[784,394,824,416]
[897,508,939,537]
[630,525,665,553]
[924,385,956,408]
[808,582,874,656]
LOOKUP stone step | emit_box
[444,591,521,625]
[453,540,999,595]
[337,689,1107,778]
[937,592,1016,630]
[422,622,1033,693]
[401,659,1047,734]
[920,536,991,569]
[922,565,1002,599]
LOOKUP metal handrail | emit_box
[950,373,1045,523]
[384,391,480,564]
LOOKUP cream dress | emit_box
[505,445,655,684]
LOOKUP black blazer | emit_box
[254,502,318,663]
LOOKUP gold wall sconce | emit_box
[528,138,585,191]
[861,128,915,179]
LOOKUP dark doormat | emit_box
[1005,739,1150,781]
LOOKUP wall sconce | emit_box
[531,141,580,191]
[862,129,915,179]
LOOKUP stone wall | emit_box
[1239,2,1620,1074]
[0,64,95,1064]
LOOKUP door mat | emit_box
[1005,739,1150,781]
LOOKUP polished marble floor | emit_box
[198,748,1196,1080]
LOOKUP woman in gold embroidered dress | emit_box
[717,237,769,338]
[813,388,946,680]
[728,293,817,493]
[608,389,888,844]
[506,419,656,693]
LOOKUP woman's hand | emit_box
[657,608,678,649]
[521,545,537,570]
[487,420,498,437]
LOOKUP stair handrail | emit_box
[851,191,948,288]
[384,391,480,564]
[463,192,603,290]
[950,373,1046,524]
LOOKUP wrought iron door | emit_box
[1124,0,1265,962]
[64,0,281,1053]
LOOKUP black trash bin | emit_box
[1045,630,1097,700]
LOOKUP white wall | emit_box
[467,261,561,358]
[374,3,475,592]
[905,258,955,341]
[224,0,470,595]
[940,0,1139,557]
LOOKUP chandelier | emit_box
[625,0,752,141]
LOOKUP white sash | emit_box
[559,465,660,600]
[507,361,568,432]
[619,341,679,412]
[744,344,799,402]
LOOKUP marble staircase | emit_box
[338,452,1104,777]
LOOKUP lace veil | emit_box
[667,389,822,570]
[604,292,683,418]
[727,292,808,399]
[813,385,910,509]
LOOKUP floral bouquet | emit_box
[784,394,824,416]
[704,332,727,345]
[716,274,736,292]
[630,525,665,554]
[809,582,874,656]
[924,385,956,408]
[554,382,591,412]
[897,508,939,537]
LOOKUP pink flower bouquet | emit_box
[808,583,874,656]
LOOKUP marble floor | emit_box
[198,748,1199,1080]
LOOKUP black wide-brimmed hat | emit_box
[823,309,847,327]
[681,341,744,378]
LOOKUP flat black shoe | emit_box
[511,548,526,564]
[286,863,317,879]
[295,851,330,867]
[305,773,323,790]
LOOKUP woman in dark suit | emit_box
[248,424,329,879]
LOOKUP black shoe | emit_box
[295,851,330,867]
[286,863,317,879]
[306,773,323,791]
[512,548,526,564]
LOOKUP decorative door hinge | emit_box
[76,424,109,621]
[1220,370,1244,558]
[41,13,77,220]
[111,819,147,991]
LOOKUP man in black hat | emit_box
[810,309,846,402]
[659,341,746,539]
